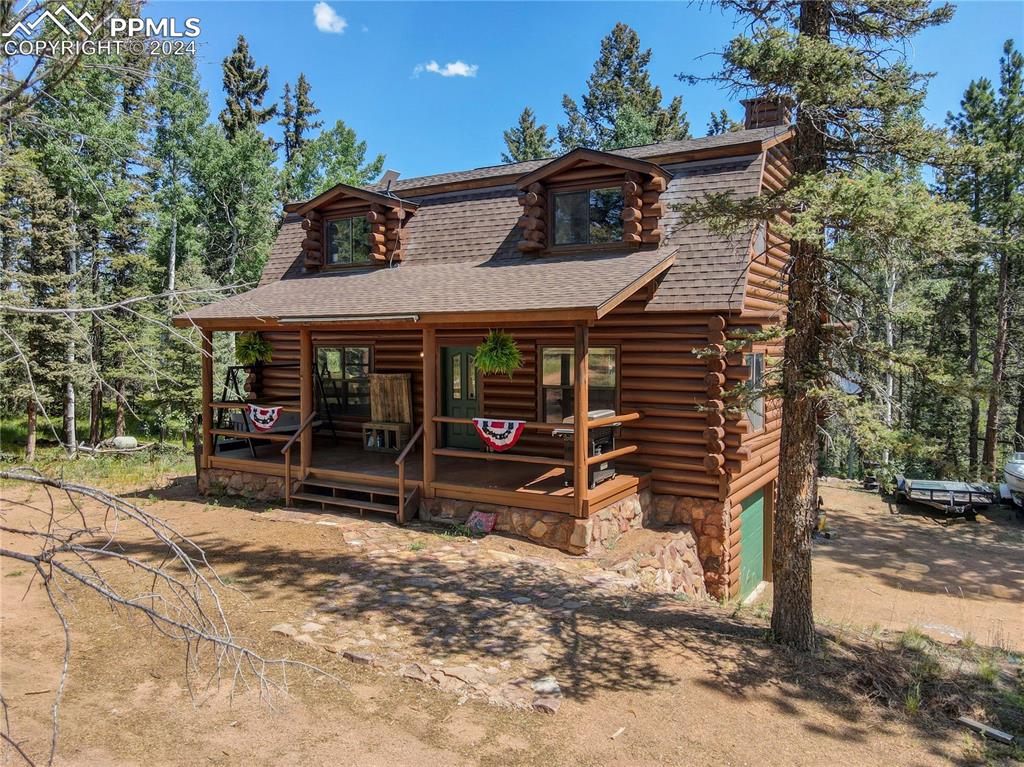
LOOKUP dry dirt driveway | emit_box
[1,474,1020,766]
[800,478,1024,651]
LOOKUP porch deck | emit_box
[212,435,645,516]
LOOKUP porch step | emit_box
[300,477,401,496]
[290,491,400,516]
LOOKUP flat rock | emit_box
[269,623,297,637]
[300,621,325,633]
[531,676,561,696]
[342,651,373,665]
[444,665,484,685]
[401,663,430,682]
[532,696,562,714]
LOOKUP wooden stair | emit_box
[288,476,418,520]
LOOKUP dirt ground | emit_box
[804,478,1024,651]
[1,472,1021,766]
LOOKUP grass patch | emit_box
[4,570,25,578]
[408,541,426,552]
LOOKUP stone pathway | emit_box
[258,507,709,713]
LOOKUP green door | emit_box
[738,488,766,600]
[442,347,480,449]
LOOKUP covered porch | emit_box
[197,319,647,526]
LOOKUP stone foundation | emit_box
[648,494,730,599]
[201,465,729,597]
[597,528,707,600]
[198,467,285,502]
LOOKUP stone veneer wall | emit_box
[198,467,285,502]
[200,466,729,597]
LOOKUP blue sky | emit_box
[154,0,1023,179]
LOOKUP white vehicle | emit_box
[1003,452,1024,496]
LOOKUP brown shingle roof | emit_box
[359,125,784,195]
[181,249,677,323]
[186,128,785,324]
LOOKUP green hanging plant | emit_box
[474,330,523,377]
[235,332,274,366]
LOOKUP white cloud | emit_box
[313,2,346,34]
[412,59,478,78]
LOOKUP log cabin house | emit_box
[174,99,793,601]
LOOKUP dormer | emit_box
[514,148,671,254]
[287,184,419,272]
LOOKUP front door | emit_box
[442,346,480,449]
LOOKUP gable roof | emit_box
[288,182,419,218]
[514,147,671,190]
[178,126,789,327]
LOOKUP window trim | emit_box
[315,344,374,417]
[537,344,620,423]
[547,182,627,251]
[744,351,766,434]
[322,214,373,270]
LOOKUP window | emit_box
[325,216,372,266]
[317,346,371,416]
[744,352,765,431]
[552,187,624,246]
[540,346,617,422]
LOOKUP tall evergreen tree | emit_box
[501,107,555,163]
[558,23,689,150]
[707,109,742,135]
[219,35,276,139]
[685,0,960,650]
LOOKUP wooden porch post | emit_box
[200,329,213,469]
[299,327,313,476]
[573,322,589,517]
[422,326,437,498]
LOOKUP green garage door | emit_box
[738,488,766,600]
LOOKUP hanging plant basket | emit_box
[474,330,523,377]
[235,332,274,366]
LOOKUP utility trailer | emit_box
[894,475,994,519]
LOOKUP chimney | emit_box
[740,96,793,129]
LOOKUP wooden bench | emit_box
[362,421,411,453]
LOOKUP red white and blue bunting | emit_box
[247,405,282,432]
[472,418,525,452]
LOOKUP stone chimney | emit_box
[740,96,793,129]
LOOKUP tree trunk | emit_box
[167,210,177,293]
[26,398,37,462]
[967,269,980,476]
[982,248,1011,479]
[1014,378,1024,452]
[88,243,103,445]
[63,245,78,457]
[770,0,829,653]
[882,266,897,467]
[114,375,127,437]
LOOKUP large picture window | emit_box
[325,216,372,266]
[317,346,372,416]
[552,187,624,246]
[540,346,617,422]
[744,352,765,431]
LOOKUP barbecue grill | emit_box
[552,409,621,488]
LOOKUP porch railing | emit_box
[395,424,424,524]
[429,411,643,515]
[280,411,319,506]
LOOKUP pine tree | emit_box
[219,35,276,139]
[293,73,323,154]
[707,109,742,135]
[278,73,324,199]
[0,147,76,460]
[685,0,960,650]
[558,23,689,150]
[501,107,555,163]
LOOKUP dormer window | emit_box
[325,216,372,266]
[552,188,624,246]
